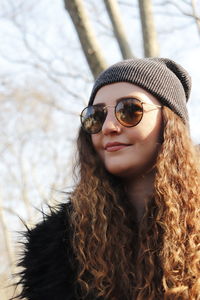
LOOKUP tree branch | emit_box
[64,0,107,78]
[138,0,160,57]
[191,0,200,36]
[104,0,135,59]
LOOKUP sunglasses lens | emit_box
[80,98,143,134]
[81,105,106,134]
[115,98,143,127]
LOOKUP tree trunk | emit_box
[64,0,107,78]
[191,0,200,36]
[138,0,159,57]
[104,0,135,59]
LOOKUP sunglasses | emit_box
[80,97,162,134]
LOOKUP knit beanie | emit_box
[88,58,191,124]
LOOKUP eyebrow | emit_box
[93,96,137,106]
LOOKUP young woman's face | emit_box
[91,82,163,178]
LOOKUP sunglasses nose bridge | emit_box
[103,104,117,122]
[101,104,122,134]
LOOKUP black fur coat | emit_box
[17,202,85,300]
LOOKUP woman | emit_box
[15,58,200,300]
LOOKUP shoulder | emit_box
[17,202,77,300]
[25,202,73,252]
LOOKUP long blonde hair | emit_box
[70,106,200,299]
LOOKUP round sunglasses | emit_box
[80,97,162,134]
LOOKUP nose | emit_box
[101,107,122,135]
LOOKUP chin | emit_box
[105,165,140,178]
[104,162,155,179]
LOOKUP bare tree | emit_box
[65,0,160,76]
[0,196,15,270]
[191,0,200,35]
[64,0,108,78]
[0,192,17,300]
[103,0,135,59]
[138,0,160,57]
[156,1,200,37]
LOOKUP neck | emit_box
[124,169,156,222]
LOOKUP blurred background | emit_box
[0,0,200,298]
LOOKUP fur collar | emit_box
[16,202,79,300]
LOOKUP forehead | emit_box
[93,82,161,106]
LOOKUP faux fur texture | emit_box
[14,202,79,300]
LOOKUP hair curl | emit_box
[70,106,200,300]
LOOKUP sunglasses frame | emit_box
[80,97,162,134]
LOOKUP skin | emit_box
[91,82,163,220]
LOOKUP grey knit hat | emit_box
[88,58,191,124]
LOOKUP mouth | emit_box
[104,142,132,152]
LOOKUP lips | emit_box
[104,142,132,152]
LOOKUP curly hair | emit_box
[69,106,200,300]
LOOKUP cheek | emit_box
[91,134,107,164]
[91,135,97,149]
[141,110,163,139]
[91,134,101,153]
[133,112,163,153]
